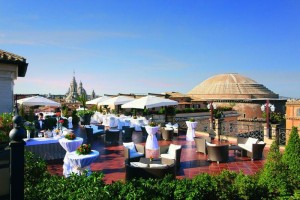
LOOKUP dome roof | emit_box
[188,73,278,99]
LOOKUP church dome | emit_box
[188,73,278,99]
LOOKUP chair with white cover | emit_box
[124,119,131,127]
[159,144,182,169]
[68,117,73,129]
[123,142,145,163]
[109,117,117,130]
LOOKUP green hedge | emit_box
[24,131,300,199]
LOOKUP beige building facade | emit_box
[0,50,28,113]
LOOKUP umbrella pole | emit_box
[164,106,167,122]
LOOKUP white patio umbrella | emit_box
[86,96,111,105]
[17,96,61,107]
[121,95,178,109]
[98,96,135,106]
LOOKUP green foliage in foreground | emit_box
[24,152,269,200]
[282,127,300,189]
[24,134,300,200]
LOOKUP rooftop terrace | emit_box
[47,127,268,184]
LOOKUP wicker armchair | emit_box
[161,128,174,141]
[85,124,105,143]
[125,159,176,181]
[105,129,120,144]
[194,136,211,154]
[207,145,229,164]
[122,126,134,142]
[123,143,145,163]
[159,144,182,169]
[237,137,266,160]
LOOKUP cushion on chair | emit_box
[160,153,175,160]
[123,142,137,154]
[245,138,258,146]
[167,144,181,157]
[257,141,265,144]
[130,162,148,168]
[149,164,167,168]
[130,152,144,158]
[206,142,217,146]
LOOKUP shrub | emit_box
[233,172,268,200]
[258,141,292,198]
[0,112,13,135]
[282,126,300,191]
[190,173,217,199]
[214,170,238,199]
[24,150,49,187]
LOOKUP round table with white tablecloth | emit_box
[186,121,198,141]
[67,150,99,175]
[145,126,159,150]
[59,137,83,177]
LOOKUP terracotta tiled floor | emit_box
[47,127,267,184]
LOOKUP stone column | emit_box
[215,119,223,141]
[0,64,18,113]
[9,115,26,200]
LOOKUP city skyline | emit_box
[1,1,299,98]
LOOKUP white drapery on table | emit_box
[59,137,83,177]
[145,126,159,150]
[67,150,99,175]
[186,121,198,141]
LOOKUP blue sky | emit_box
[1,0,299,98]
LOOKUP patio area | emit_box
[47,126,267,184]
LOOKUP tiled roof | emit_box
[165,92,190,98]
[0,49,28,77]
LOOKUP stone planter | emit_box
[80,114,91,125]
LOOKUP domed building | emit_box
[188,73,278,100]
[187,73,286,120]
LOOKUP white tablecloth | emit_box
[25,137,60,146]
[59,137,83,177]
[25,137,66,160]
[145,126,159,150]
[186,121,198,141]
[68,150,99,175]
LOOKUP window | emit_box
[297,108,300,117]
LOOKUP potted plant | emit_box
[149,121,158,127]
[77,110,95,125]
[24,121,35,138]
[189,118,195,122]
[77,94,95,125]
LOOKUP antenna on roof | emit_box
[73,70,75,77]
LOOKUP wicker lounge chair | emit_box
[194,136,211,154]
[159,144,182,169]
[125,159,176,180]
[123,142,145,163]
[122,126,134,142]
[207,145,229,164]
[161,127,174,141]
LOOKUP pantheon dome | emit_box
[188,73,279,100]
